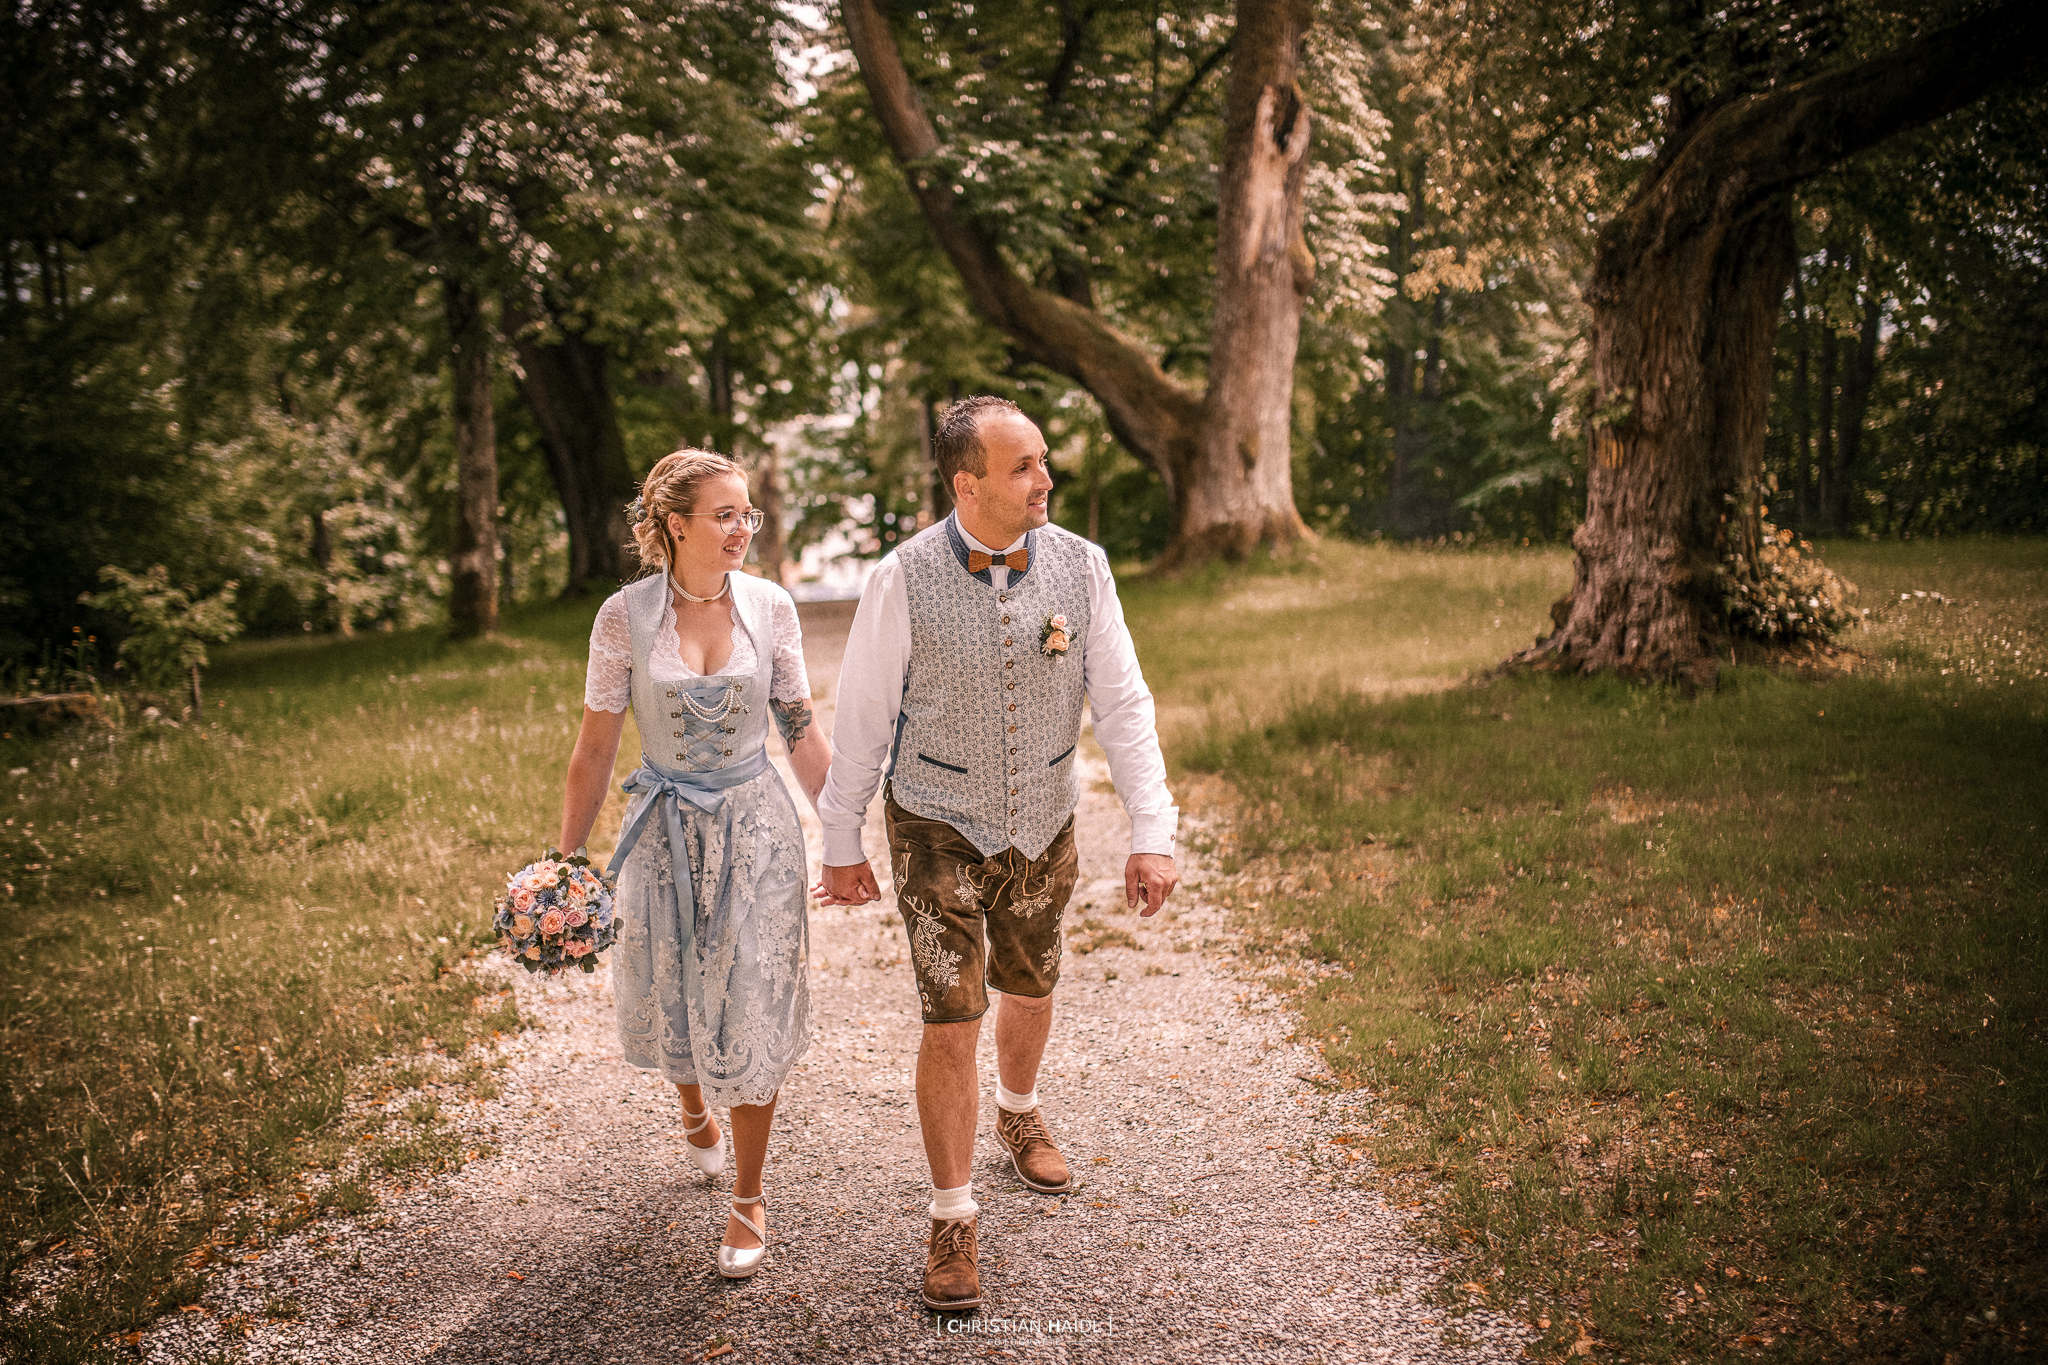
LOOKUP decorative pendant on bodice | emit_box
[676,679,745,724]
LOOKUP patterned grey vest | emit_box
[888,516,1093,860]
[622,569,777,778]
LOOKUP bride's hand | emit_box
[812,860,882,906]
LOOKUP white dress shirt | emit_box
[819,516,1177,866]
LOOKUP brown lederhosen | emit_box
[885,788,1080,1024]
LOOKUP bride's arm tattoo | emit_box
[771,697,814,746]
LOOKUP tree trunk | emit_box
[1832,288,1884,535]
[1789,267,1812,528]
[1543,201,1797,684]
[1816,317,1838,534]
[1519,1,2045,681]
[840,0,1308,568]
[1169,0,1316,566]
[445,278,499,639]
[753,442,788,585]
[921,394,953,527]
[504,300,636,595]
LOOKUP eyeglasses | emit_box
[672,509,765,535]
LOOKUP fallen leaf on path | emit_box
[505,1271,526,1281]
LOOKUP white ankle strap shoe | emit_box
[680,1106,726,1176]
[718,1193,768,1279]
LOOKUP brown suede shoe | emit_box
[922,1216,981,1311]
[995,1105,1072,1193]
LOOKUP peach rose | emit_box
[523,945,542,960]
[539,909,566,937]
[511,913,535,937]
[565,907,588,928]
[1045,629,1069,653]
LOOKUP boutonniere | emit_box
[1040,613,1071,659]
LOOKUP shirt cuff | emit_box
[1128,808,1179,859]
[822,823,871,868]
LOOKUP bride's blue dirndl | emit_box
[603,571,810,1109]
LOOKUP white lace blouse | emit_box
[584,576,811,713]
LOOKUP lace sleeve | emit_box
[769,590,811,704]
[583,593,633,713]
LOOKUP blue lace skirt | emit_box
[610,765,812,1108]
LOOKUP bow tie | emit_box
[966,547,1029,575]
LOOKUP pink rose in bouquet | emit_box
[494,849,619,976]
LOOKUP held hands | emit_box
[813,860,882,907]
[1125,853,1178,918]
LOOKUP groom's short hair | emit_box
[934,395,1025,486]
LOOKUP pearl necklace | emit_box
[671,571,730,604]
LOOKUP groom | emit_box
[815,395,1178,1312]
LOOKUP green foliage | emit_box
[83,566,244,692]
[1719,524,1860,644]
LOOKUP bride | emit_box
[555,448,828,1278]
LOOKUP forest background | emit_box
[5,0,2043,676]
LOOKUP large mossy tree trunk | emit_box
[444,277,499,639]
[841,0,1312,569]
[1522,3,2045,682]
[504,300,636,597]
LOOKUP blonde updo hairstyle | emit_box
[628,448,749,576]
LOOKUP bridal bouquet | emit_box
[494,849,618,976]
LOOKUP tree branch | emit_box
[839,0,1202,483]
[1625,1,2048,245]
[1078,33,1234,228]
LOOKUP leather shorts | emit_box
[884,788,1079,1023]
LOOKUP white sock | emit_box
[929,1182,978,1222]
[995,1079,1038,1113]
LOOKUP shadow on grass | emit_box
[1182,666,2044,1364]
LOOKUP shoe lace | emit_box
[1004,1107,1053,1148]
[931,1219,974,1260]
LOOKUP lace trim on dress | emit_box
[584,582,810,713]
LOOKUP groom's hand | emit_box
[1125,853,1178,918]
[814,860,882,906]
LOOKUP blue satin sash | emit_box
[606,750,771,989]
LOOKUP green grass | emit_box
[0,596,635,1363]
[1137,537,2047,1364]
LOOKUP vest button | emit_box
[1003,660,1014,669]
[1010,767,1018,775]
[1007,703,1016,711]
[1001,615,1011,624]
[1007,724,1017,733]
[666,690,675,698]
[1009,747,1018,755]
[1009,787,1018,795]
[1005,682,1016,690]
[675,753,684,761]
[998,593,1007,602]
[673,730,682,737]
[1003,638,1013,647]
[724,749,733,755]
[671,711,681,719]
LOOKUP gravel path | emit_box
[142,605,1529,1365]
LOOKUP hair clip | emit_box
[626,496,646,526]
